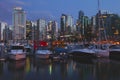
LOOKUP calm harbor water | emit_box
[0,57,120,80]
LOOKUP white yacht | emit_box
[8,43,26,60]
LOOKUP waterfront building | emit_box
[13,7,26,40]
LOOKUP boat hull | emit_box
[69,51,97,60]
[35,54,50,59]
[8,53,26,60]
[95,49,109,58]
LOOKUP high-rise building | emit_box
[3,26,13,41]
[60,14,73,35]
[31,21,37,41]
[91,16,96,35]
[37,19,46,40]
[78,10,84,20]
[47,21,58,40]
[77,10,92,41]
[60,14,67,35]
[26,20,32,40]
[76,11,85,34]
[67,15,73,34]
[0,21,7,41]
[13,7,26,40]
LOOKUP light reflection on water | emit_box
[0,57,120,80]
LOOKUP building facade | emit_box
[60,14,73,35]
[47,21,58,40]
[26,20,32,40]
[3,26,13,41]
[0,21,7,41]
[37,19,46,40]
[13,7,26,40]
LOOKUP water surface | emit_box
[0,57,120,80]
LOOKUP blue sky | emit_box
[0,0,120,25]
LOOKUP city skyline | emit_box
[0,0,120,24]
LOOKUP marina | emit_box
[0,0,120,80]
[0,42,120,80]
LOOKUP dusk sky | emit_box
[0,0,120,25]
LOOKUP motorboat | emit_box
[35,46,52,59]
[8,43,26,60]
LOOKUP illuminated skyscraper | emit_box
[13,7,26,40]
[60,14,67,34]
[60,14,73,35]
[26,20,32,40]
[37,19,46,40]
[47,21,58,40]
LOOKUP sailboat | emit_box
[93,0,109,58]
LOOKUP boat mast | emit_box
[98,0,101,45]
[97,0,108,44]
[98,0,100,12]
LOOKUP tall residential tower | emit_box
[13,7,26,40]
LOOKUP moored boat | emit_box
[35,41,52,59]
[69,48,97,60]
[35,46,52,59]
[8,43,26,60]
